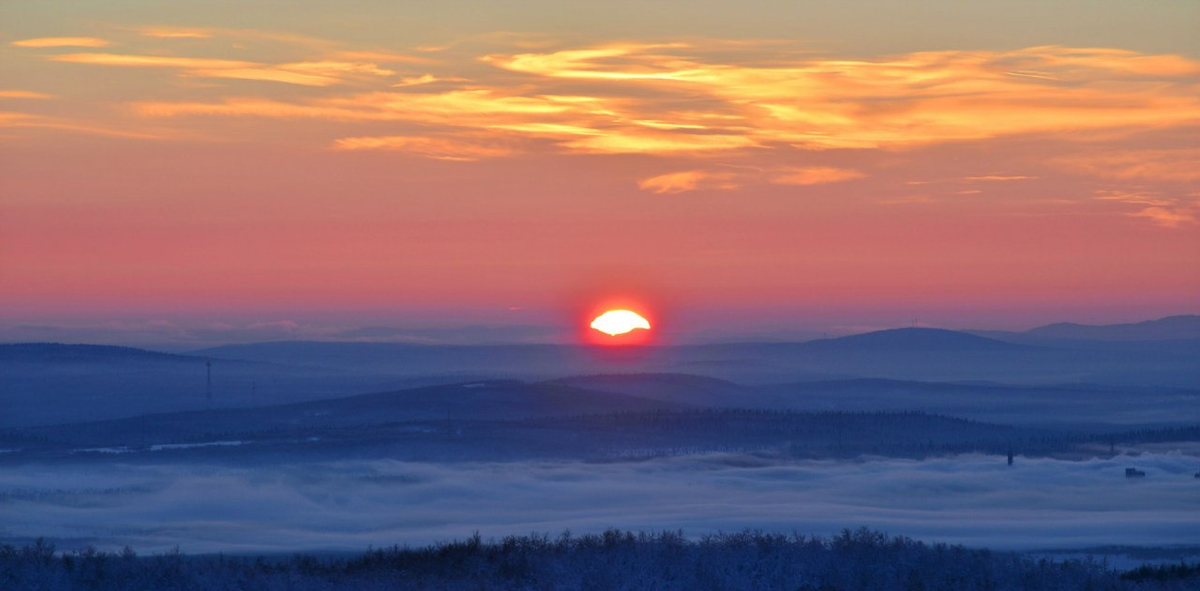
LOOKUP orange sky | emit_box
[1,2,1198,342]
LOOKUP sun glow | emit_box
[590,309,651,336]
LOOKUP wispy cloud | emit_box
[50,53,257,69]
[1057,148,1200,183]
[11,36,110,48]
[880,195,936,206]
[1094,189,1198,228]
[0,110,163,139]
[106,41,1200,163]
[130,26,335,49]
[771,166,864,186]
[1128,206,1196,228]
[1094,189,1171,207]
[485,43,1200,150]
[638,170,740,194]
[333,135,518,161]
[48,53,393,87]
[0,90,53,99]
[564,132,758,155]
[638,165,863,194]
[393,74,461,87]
[964,175,1038,181]
[333,50,436,64]
[137,27,213,39]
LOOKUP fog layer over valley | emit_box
[3,453,1198,554]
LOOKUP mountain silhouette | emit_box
[1024,315,1200,341]
[804,328,1031,352]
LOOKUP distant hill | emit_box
[757,378,1200,428]
[544,373,751,406]
[0,342,199,363]
[191,328,1198,387]
[0,342,496,428]
[1023,315,1200,341]
[192,341,605,374]
[808,328,1030,352]
[547,373,1200,428]
[25,380,688,445]
[197,329,1028,372]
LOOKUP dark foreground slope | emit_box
[3,529,1194,591]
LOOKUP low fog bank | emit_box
[2,453,1197,555]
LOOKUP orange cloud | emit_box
[279,61,395,78]
[49,54,392,87]
[880,195,937,205]
[333,50,435,64]
[1023,46,1200,78]
[50,53,256,69]
[181,67,342,86]
[20,35,1200,188]
[638,165,865,193]
[1094,190,1171,207]
[1129,206,1196,228]
[1057,149,1200,182]
[332,135,518,160]
[565,133,757,155]
[12,37,110,48]
[0,111,161,138]
[1094,189,1199,228]
[771,167,864,185]
[135,91,749,154]
[964,175,1038,181]
[487,44,1200,150]
[638,170,739,194]
[0,111,36,124]
[138,27,213,39]
[131,26,334,49]
[394,74,440,87]
[0,90,53,99]
[115,41,1200,162]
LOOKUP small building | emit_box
[1125,467,1146,478]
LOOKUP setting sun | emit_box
[590,309,651,336]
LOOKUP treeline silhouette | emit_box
[3,529,1196,590]
[1123,562,1200,583]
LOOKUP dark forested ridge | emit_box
[2,529,1195,591]
[8,405,1196,464]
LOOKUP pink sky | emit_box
[1,2,1198,342]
